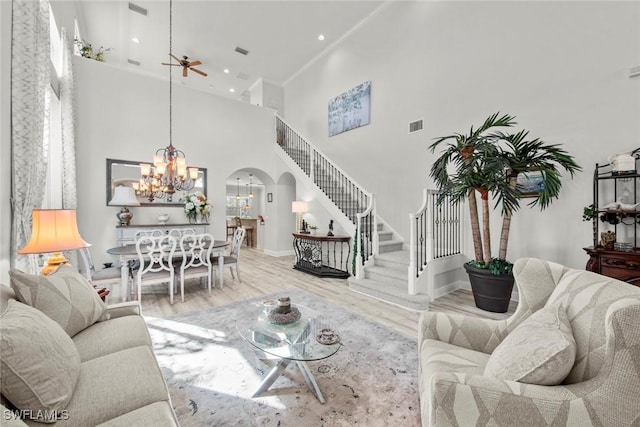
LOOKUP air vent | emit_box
[127,59,141,66]
[235,46,249,56]
[128,2,148,16]
[236,72,249,80]
[409,119,424,133]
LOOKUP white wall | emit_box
[0,1,12,284]
[283,1,640,270]
[73,56,299,266]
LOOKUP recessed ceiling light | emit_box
[131,37,140,43]
[229,88,235,93]
[318,34,325,41]
[223,68,230,74]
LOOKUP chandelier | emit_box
[139,0,197,202]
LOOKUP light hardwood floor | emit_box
[133,246,516,340]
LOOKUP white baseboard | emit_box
[263,249,295,257]
[433,280,468,300]
[433,280,520,302]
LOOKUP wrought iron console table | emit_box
[292,233,351,278]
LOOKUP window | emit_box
[41,5,63,209]
[226,196,253,219]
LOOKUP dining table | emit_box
[106,239,230,302]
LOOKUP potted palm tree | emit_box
[429,113,581,312]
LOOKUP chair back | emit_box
[514,258,640,385]
[134,229,165,239]
[135,234,177,276]
[78,247,96,280]
[169,228,196,239]
[179,233,214,271]
[230,227,246,257]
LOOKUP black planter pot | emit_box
[464,263,514,313]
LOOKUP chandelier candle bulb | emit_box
[140,163,151,176]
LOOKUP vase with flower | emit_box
[184,192,212,224]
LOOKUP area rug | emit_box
[145,289,421,426]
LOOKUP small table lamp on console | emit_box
[18,209,90,275]
[109,186,141,226]
[292,201,308,233]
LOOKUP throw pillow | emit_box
[9,264,110,337]
[0,300,80,422]
[483,303,576,385]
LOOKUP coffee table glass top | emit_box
[236,301,341,362]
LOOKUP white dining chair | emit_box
[178,232,215,302]
[216,227,245,282]
[135,234,177,304]
[78,247,122,288]
[168,228,196,239]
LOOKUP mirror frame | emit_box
[106,158,207,207]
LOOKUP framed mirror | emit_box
[106,158,207,206]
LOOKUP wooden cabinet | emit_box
[584,159,640,287]
[115,223,209,246]
[583,247,640,287]
[292,233,350,278]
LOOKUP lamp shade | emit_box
[18,209,90,254]
[291,201,308,213]
[109,186,141,206]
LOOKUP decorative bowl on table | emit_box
[316,328,340,345]
[267,306,301,325]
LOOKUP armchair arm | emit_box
[106,301,141,318]
[428,372,583,427]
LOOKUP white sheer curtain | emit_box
[60,28,77,210]
[11,0,51,273]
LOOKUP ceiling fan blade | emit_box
[161,63,181,66]
[183,67,188,77]
[169,53,181,63]
[191,68,208,77]
[187,60,201,67]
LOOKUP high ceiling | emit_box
[76,0,386,101]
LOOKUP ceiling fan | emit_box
[162,54,208,77]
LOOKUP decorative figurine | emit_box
[327,220,334,236]
[276,297,291,314]
[301,219,309,233]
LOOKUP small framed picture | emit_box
[267,193,273,203]
[516,170,545,197]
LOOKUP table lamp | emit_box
[292,201,308,233]
[18,209,90,275]
[109,186,141,226]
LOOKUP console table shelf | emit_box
[292,233,351,278]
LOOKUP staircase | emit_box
[276,116,432,311]
[348,223,429,311]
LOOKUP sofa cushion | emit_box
[72,315,152,362]
[50,346,171,426]
[484,304,576,385]
[9,264,109,337]
[95,402,178,427]
[0,300,80,422]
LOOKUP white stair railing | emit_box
[409,189,463,294]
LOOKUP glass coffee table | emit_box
[236,301,341,403]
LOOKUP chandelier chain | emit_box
[169,0,173,147]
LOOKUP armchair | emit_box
[418,257,640,426]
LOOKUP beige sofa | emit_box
[418,257,640,426]
[0,275,179,426]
